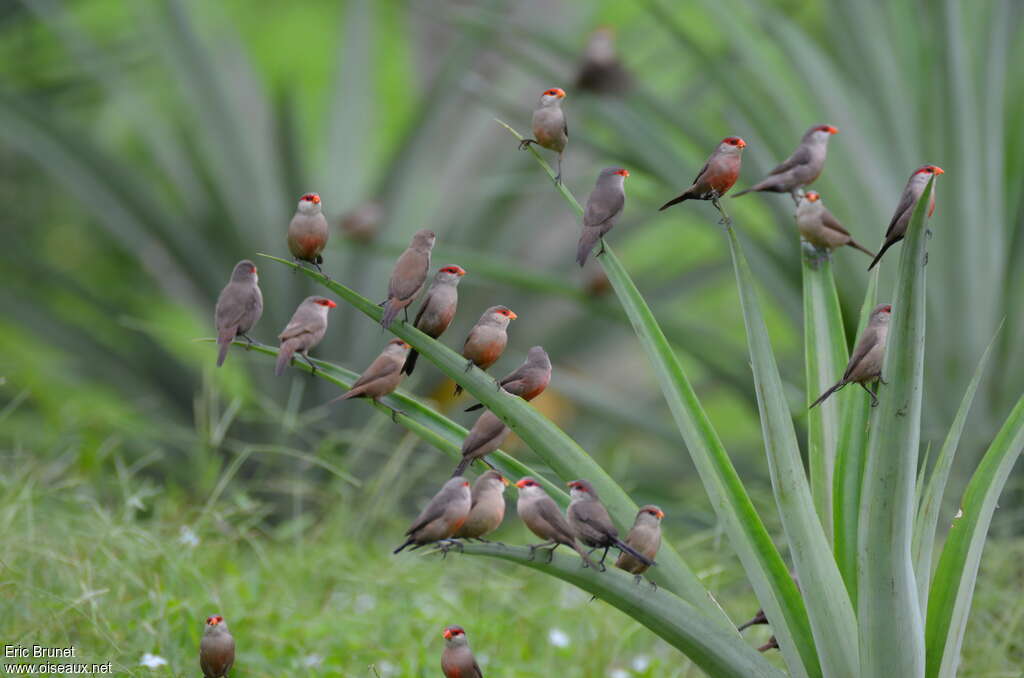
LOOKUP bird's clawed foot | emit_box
[389,406,406,423]
[712,197,732,226]
[518,138,537,150]
[595,239,606,258]
[300,354,318,375]
[240,333,256,350]
[464,359,474,373]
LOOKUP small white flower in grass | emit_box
[178,525,200,548]
[355,593,376,613]
[375,660,397,676]
[632,655,651,671]
[301,654,323,668]
[609,669,629,678]
[548,628,570,647]
[954,508,964,519]
[139,653,167,668]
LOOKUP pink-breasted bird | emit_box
[567,479,655,571]
[455,470,509,542]
[329,338,410,418]
[402,265,467,376]
[454,306,517,396]
[381,229,436,329]
[867,165,944,270]
[200,615,235,678]
[287,192,329,273]
[441,625,483,678]
[393,476,472,553]
[614,505,664,583]
[274,296,336,376]
[576,167,629,266]
[519,88,569,183]
[515,477,597,568]
[465,346,551,412]
[733,125,838,202]
[809,303,892,408]
[658,137,746,224]
[214,260,263,367]
[452,410,511,478]
[795,192,875,258]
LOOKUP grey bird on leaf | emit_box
[577,167,629,266]
[515,477,597,569]
[329,338,410,420]
[214,260,263,367]
[810,303,892,408]
[733,124,838,203]
[465,346,551,412]
[393,476,471,553]
[381,229,436,329]
[274,296,336,376]
[615,505,665,586]
[402,265,466,376]
[519,88,568,184]
[868,165,944,270]
[287,192,329,274]
[567,479,656,571]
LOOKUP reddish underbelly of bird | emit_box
[534,127,563,151]
[467,345,503,370]
[709,171,739,194]
[291,234,324,259]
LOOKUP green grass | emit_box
[2,454,1021,677]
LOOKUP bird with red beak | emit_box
[200,615,235,678]
[615,505,665,584]
[274,296,337,376]
[465,346,551,412]
[287,192,329,274]
[441,625,483,678]
[577,167,629,266]
[659,137,746,224]
[868,165,944,270]
[519,87,568,184]
[795,191,876,261]
[454,306,517,396]
[402,265,467,376]
[515,477,597,568]
[381,229,436,329]
[214,260,263,367]
[567,479,656,571]
[810,303,892,407]
[394,476,472,553]
[734,124,838,202]
[455,470,510,542]
[330,338,411,418]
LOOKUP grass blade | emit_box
[257,255,725,624]
[728,226,860,678]
[857,178,935,678]
[924,393,1024,678]
[831,272,879,603]
[801,250,852,542]
[452,544,789,678]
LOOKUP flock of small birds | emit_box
[202,66,943,676]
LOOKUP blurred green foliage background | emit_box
[1,0,1022,675]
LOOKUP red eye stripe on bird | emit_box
[274,296,336,377]
[402,263,466,376]
[577,167,629,266]
[868,165,945,270]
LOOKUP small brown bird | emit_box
[455,470,509,541]
[441,626,483,678]
[200,615,235,678]
[515,477,597,568]
[868,165,944,270]
[330,338,410,416]
[733,125,838,202]
[810,303,892,408]
[274,296,336,375]
[577,167,629,266]
[214,260,263,367]
[465,346,551,412]
[393,476,472,553]
[575,27,631,95]
[659,137,746,224]
[615,505,665,583]
[454,306,517,396]
[452,410,511,478]
[339,201,383,243]
[381,229,436,329]
[402,265,467,376]
[287,192,329,273]
[795,192,875,258]
[567,479,655,570]
[518,87,568,183]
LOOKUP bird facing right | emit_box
[515,477,596,568]
[868,165,944,270]
[733,124,838,202]
[810,303,892,408]
[658,136,745,223]
[576,167,629,266]
[381,229,436,329]
[199,615,235,678]
[402,265,467,376]
[214,260,263,367]
[441,625,483,678]
[519,87,568,183]
[274,296,337,376]
[455,470,509,542]
[615,505,665,582]
[566,479,655,570]
[455,306,517,396]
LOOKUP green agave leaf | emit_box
[831,271,878,604]
[451,544,788,678]
[257,255,725,625]
[857,178,935,678]
[913,325,1000,612]
[495,121,816,675]
[801,250,852,542]
[925,393,1024,678]
[728,227,860,678]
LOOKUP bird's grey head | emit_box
[383,338,411,356]
[717,136,747,155]
[435,265,467,285]
[482,305,517,328]
[598,167,630,187]
[636,504,665,526]
[411,229,436,251]
[538,87,566,107]
[870,303,893,325]
[444,476,471,494]
[297,192,322,214]
[802,124,839,145]
[526,346,550,366]
[476,470,509,493]
[204,615,229,636]
[567,479,597,501]
[443,625,470,648]
[230,260,258,283]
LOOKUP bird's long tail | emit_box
[274,340,297,376]
[657,192,690,211]
[464,402,484,412]
[614,538,656,567]
[867,237,899,270]
[731,187,753,197]
[380,298,401,329]
[392,538,415,554]
[326,387,361,405]
[576,228,599,267]
[452,456,472,478]
[216,328,235,367]
[809,379,846,409]
[401,349,420,375]
[848,238,877,258]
